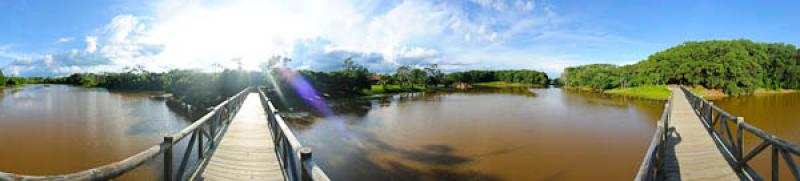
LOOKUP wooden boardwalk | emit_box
[199,93,285,181]
[661,87,741,180]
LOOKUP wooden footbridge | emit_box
[0,88,330,181]
[636,86,800,181]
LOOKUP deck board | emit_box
[662,87,741,180]
[200,93,284,181]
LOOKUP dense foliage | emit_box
[0,70,24,87]
[42,69,255,109]
[445,70,549,86]
[562,39,800,95]
[288,58,371,97]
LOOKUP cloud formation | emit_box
[3,0,643,77]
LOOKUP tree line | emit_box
[0,70,25,87]
[39,68,257,109]
[5,57,549,108]
[561,39,800,95]
[446,70,549,86]
[267,57,550,97]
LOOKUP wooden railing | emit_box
[0,88,250,181]
[681,86,800,180]
[635,92,673,181]
[257,88,330,181]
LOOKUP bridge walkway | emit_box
[661,86,741,180]
[198,93,284,181]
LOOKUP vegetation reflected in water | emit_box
[283,88,663,180]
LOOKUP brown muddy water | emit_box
[283,88,665,180]
[715,93,800,180]
[4,84,798,180]
[0,84,194,180]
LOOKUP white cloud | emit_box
[57,37,74,43]
[471,0,507,11]
[85,36,98,53]
[6,0,645,77]
[514,0,535,12]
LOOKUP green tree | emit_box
[395,65,412,88]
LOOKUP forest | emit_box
[36,68,256,109]
[561,39,800,95]
[8,58,548,111]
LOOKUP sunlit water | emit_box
[286,88,664,180]
[715,93,800,180]
[0,84,193,180]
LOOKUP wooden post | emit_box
[198,130,204,159]
[772,146,779,181]
[706,102,713,123]
[736,117,744,164]
[163,136,174,181]
[299,147,312,181]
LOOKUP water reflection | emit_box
[715,93,800,180]
[0,85,192,180]
[281,88,663,180]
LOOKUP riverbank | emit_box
[361,81,547,98]
[472,81,546,88]
[599,85,799,101]
[605,85,672,100]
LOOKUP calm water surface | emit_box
[715,93,800,180]
[285,88,664,180]
[0,84,192,180]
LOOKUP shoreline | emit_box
[568,85,800,101]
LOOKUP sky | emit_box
[1,0,799,77]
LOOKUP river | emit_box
[715,92,800,180]
[9,85,790,180]
[283,88,664,180]
[0,84,193,180]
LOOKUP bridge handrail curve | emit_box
[0,87,251,181]
[680,85,800,180]
[257,88,330,181]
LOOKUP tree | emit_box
[395,65,412,88]
[410,68,427,88]
[424,64,444,87]
[0,69,5,86]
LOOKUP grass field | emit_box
[605,85,671,100]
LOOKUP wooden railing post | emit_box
[198,130,204,159]
[163,136,174,181]
[300,147,312,181]
[736,117,744,164]
[772,146,779,181]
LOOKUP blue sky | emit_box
[1,0,798,77]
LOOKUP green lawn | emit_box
[605,85,671,100]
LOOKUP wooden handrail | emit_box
[634,90,673,181]
[257,88,330,181]
[680,86,800,180]
[0,87,251,181]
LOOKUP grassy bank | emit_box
[472,81,544,88]
[605,85,671,100]
[362,84,441,95]
[685,86,727,100]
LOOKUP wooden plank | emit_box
[201,93,285,181]
[662,86,741,180]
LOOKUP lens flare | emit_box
[277,68,355,139]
